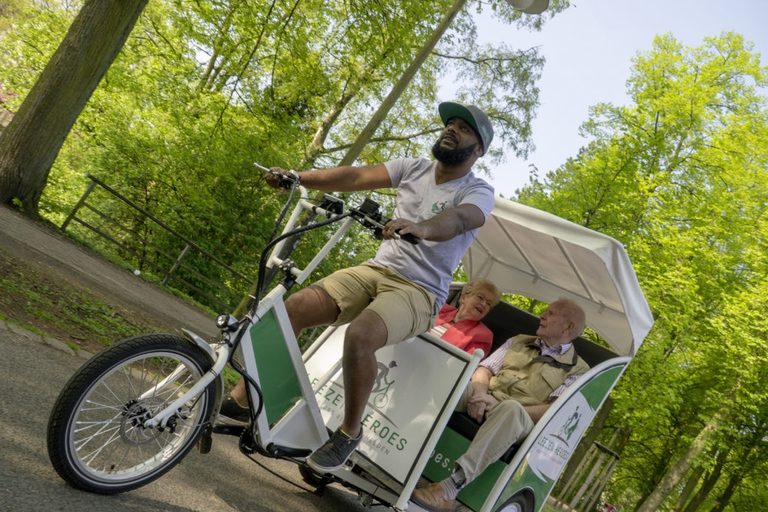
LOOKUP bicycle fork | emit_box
[141,340,230,429]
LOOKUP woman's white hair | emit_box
[462,278,502,307]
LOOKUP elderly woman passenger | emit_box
[429,278,501,358]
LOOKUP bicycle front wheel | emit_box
[47,333,216,494]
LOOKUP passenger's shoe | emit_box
[216,394,250,425]
[411,482,456,512]
[305,427,362,473]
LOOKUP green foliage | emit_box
[518,32,768,510]
[1,0,552,311]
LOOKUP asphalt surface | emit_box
[0,321,375,512]
[0,205,217,340]
[0,206,377,512]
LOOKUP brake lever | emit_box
[254,163,300,190]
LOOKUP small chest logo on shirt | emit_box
[431,201,450,214]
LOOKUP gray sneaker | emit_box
[306,428,362,473]
[216,394,250,425]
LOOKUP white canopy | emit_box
[462,198,654,357]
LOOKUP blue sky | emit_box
[468,0,768,196]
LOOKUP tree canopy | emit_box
[0,0,556,306]
[519,32,768,511]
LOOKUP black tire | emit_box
[47,333,215,494]
[494,492,533,512]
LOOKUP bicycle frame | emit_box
[144,187,355,431]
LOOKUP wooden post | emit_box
[61,178,97,232]
[163,244,191,286]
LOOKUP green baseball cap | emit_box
[438,102,494,156]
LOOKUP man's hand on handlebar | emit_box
[263,166,299,192]
[382,218,425,243]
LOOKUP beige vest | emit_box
[488,335,590,406]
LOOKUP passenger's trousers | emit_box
[455,383,535,483]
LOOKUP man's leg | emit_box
[339,309,388,437]
[306,309,388,472]
[455,399,534,482]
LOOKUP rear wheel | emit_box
[495,492,533,512]
[47,334,215,494]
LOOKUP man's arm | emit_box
[267,164,392,192]
[383,203,486,242]
[469,365,493,395]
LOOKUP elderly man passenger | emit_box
[412,298,590,512]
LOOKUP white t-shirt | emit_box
[369,157,495,305]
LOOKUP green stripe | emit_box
[249,309,303,424]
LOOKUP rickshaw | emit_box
[47,172,653,512]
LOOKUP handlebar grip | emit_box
[257,163,300,190]
[277,170,300,189]
[395,229,420,245]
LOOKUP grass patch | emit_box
[0,246,172,353]
[222,366,240,391]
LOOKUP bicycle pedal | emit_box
[238,427,258,455]
[212,424,246,437]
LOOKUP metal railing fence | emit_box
[61,174,252,312]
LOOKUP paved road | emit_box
[0,205,217,340]
[0,322,376,512]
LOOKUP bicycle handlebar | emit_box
[256,163,300,190]
[393,229,421,245]
[349,198,419,245]
[254,162,419,245]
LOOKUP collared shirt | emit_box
[428,304,494,358]
[479,337,583,402]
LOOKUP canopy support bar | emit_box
[555,238,597,302]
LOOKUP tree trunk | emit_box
[670,464,705,512]
[339,0,468,166]
[681,450,727,512]
[635,412,726,512]
[297,72,370,170]
[683,450,728,512]
[611,423,632,456]
[709,471,741,512]
[0,0,148,218]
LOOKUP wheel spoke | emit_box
[78,425,123,465]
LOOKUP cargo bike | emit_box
[47,169,653,512]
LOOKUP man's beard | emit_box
[431,137,478,165]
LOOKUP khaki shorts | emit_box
[314,262,438,345]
